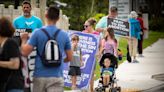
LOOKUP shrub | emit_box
[149,17,164,31]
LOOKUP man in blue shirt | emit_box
[21,5,73,92]
[13,1,42,32]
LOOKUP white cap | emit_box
[129,11,138,18]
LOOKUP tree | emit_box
[46,0,108,30]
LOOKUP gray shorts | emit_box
[33,77,64,92]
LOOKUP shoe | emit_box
[138,54,144,57]
[133,59,139,63]
[71,85,77,90]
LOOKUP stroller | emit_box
[95,53,121,92]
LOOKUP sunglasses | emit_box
[71,38,78,41]
[84,25,90,28]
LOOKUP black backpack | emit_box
[38,28,61,67]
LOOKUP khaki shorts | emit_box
[33,77,64,92]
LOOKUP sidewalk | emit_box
[115,39,164,90]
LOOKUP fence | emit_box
[0,4,70,30]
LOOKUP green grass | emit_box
[95,31,164,79]
[143,31,164,49]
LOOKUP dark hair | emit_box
[105,27,115,41]
[71,34,79,41]
[110,6,118,13]
[138,12,142,17]
[46,5,60,20]
[86,18,97,26]
[22,0,31,7]
[0,17,15,37]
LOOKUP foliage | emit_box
[47,0,109,31]
[149,17,164,32]
[92,13,105,23]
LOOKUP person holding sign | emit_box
[21,5,72,92]
[83,18,99,35]
[128,11,141,63]
[68,35,83,90]
[95,6,118,38]
[0,17,24,92]
[83,18,99,92]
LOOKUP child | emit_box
[102,58,114,86]
[100,28,117,57]
[68,35,83,90]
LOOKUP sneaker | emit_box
[138,54,144,57]
[71,85,77,90]
[132,59,139,63]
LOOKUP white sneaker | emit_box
[138,54,144,57]
[133,59,139,63]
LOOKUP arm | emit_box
[64,34,73,62]
[64,50,73,62]
[80,49,83,66]
[21,32,34,57]
[0,58,20,69]
[113,41,118,57]
[96,28,105,33]
[99,39,105,55]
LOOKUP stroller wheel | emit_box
[117,87,121,92]
[95,87,103,92]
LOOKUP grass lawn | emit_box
[94,31,164,79]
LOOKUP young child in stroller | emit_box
[95,53,121,92]
[100,53,118,87]
[102,58,114,86]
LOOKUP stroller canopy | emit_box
[99,53,118,68]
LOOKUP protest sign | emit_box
[63,30,100,89]
[13,29,34,91]
[108,18,129,36]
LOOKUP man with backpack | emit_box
[20,5,72,92]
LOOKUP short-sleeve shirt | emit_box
[27,25,71,77]
[70,46,81,67]
[102,67,114,76]
[0,38,24,90]
[13,15,43,32]
[101,39,117,56]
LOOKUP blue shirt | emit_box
[13,15,43,31]
[129,18,141,39]
[102,67,114,75]
[27,25,71,77]
[95,16,108,29]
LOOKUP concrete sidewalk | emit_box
[115,39,164,91]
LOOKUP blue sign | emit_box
[63,30,100,89]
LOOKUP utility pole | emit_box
[31,0,36,9]
[39,0,46,24]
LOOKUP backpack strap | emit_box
[41,28,60,40]
[53,29,60,40]
[41,28,51,40]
